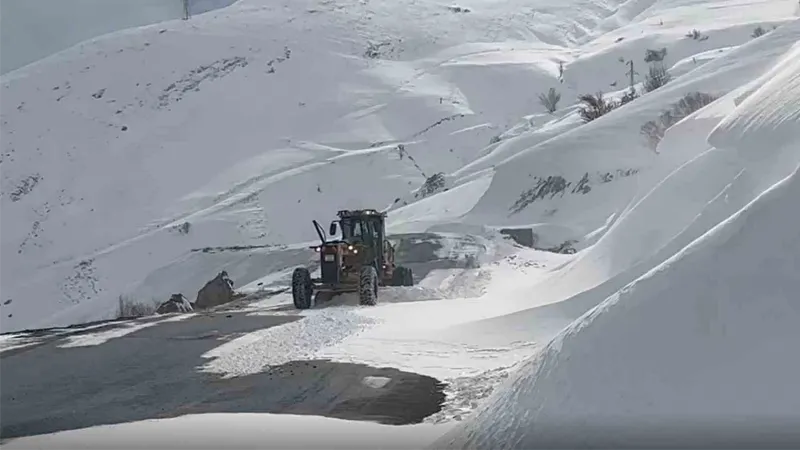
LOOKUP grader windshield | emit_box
[339,216,379,243]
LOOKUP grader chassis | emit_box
[291,209,413,309]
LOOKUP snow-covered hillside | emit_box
[2,0,800,447]
[434,25,800,448]
[0,0,796,330]
[2,0,797,333]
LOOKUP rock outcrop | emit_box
[156,293,194,314]
[194,271,235,310]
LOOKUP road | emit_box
[0,310,446,440]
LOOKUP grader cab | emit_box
[291,209,414,309]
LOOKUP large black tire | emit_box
[403,267,414,286]
[292,267,313,309]
[359,266,378,306]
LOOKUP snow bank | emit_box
[2,413,452,450]
[708,41,800,152]
[434,137,800,448]
[438,20,800,345]
[200,307,377,378]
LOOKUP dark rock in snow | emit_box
[500,228,537,248]
[194,271,235,310]
[156,294,193,314]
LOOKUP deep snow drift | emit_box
[436,166,800,448]
[434,36,800,448]
[434,21,800,350]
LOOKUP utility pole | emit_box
[626,60,636,91]
[182,0,190,20]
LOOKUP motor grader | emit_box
[291,209,414,309]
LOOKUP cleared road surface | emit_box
[0,311,446,440]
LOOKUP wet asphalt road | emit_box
[0,311,446,440]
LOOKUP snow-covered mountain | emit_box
[3,0,795,334]
[2,0,799,446]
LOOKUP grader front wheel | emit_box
[292,267,313,309]
[359,266,378,306]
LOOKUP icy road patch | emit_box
[58,314,196,348]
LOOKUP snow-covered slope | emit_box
[1,0,797,338]
[434,33,800,448]
[3,0,800,446]
[404,18,800,348]
[0,0,619,331]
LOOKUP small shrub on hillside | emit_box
[752,26,767,38]
[643,63,672,93]
[172,221,191,234]
[619,88,639,105]
[640,91,720,150]
[365,41,390,59]
[685,29,707,40]
[578,92,617,123]
[415,172,446,199]
[117,295,158,318]
[538,87,562,113]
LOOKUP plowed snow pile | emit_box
[433,38,800,449]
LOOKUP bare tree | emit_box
[643,63,672,93]
[619,88,638,105]
[118,295,159,318]
[685,29,709,41]
[578,92,617,123]
[538,88,562,113]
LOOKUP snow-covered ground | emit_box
[436,66,800,447]
[2,0,799,447]
[2,413,452,450]
[3,0,796,333]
